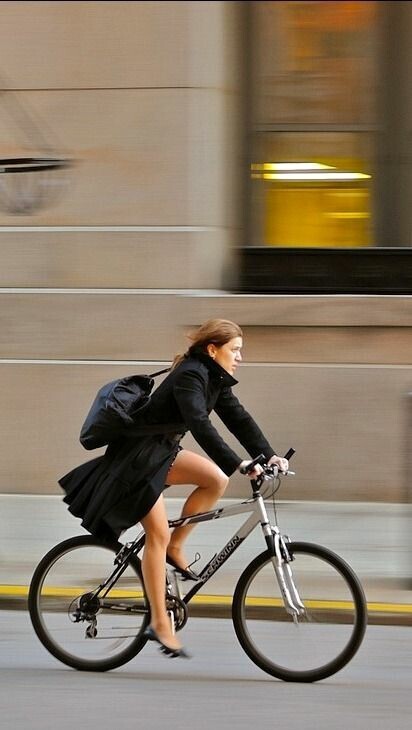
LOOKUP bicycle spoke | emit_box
[29,537,149,671]
[233,543,367,682]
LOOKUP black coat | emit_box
[59,351,275,542]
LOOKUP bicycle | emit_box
[28,451,367,682]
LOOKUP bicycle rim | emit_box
[232,542,367,682]
[29,536,149,671]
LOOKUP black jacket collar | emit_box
[188,350,238,387]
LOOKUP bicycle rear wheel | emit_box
[232,542,367,682]
[28,535,149,672]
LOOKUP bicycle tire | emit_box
[28,535,149,672]
[232,542,367,682]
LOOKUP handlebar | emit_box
[239,449,296,478]
[239,454,266,474]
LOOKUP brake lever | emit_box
[264,466,295,478]
[263,465,278,479]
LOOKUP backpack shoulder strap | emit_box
[148,367,171,378]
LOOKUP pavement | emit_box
[1,494,411,624]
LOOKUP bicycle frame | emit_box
[95,495,269,602]
[102,486,305,618]
[169,492,304,616]
[170,493,275,603]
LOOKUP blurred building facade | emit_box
[0,1,411,502]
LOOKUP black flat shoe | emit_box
[166,553,199,581]
[143,626,191,659]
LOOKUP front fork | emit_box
[262,522,305,619]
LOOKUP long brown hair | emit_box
[172,318,243,369]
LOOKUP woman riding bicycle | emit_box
[60,318,288,657]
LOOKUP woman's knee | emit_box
[144,525,170,551]
[206,468,229,496]
[166,449,229,496]
[140,496,170,550]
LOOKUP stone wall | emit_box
[1,293,411,502]
[0,4,411,502]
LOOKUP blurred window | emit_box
[249,1,378,248]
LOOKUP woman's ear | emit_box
[206,343,217,359]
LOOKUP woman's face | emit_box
[208,336,243,375]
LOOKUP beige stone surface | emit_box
[0,87,240,227]
[242,326,412,365]
[0,0,242,230]
[0,89,188,225]
[0,293,180,360]
[0,229,235,289]
[0,361,410,503]
[0,1,241,91]
[180,294,412,327]
[0,2,189,90]
[1,293,411,362]
[1,292,410,503]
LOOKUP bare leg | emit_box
[166,450,229,569]
[140,495,181,651]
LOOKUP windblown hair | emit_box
[172,318,243,369]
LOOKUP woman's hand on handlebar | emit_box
[238,451,292,478]
[238,460,264,479]
[268,454,289,473]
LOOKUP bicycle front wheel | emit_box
[28,535,149,672]
[232,542,367,682]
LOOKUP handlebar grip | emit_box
[239,453,266,475]
[283,448,296,461]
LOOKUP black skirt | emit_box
[59,433,182,543]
